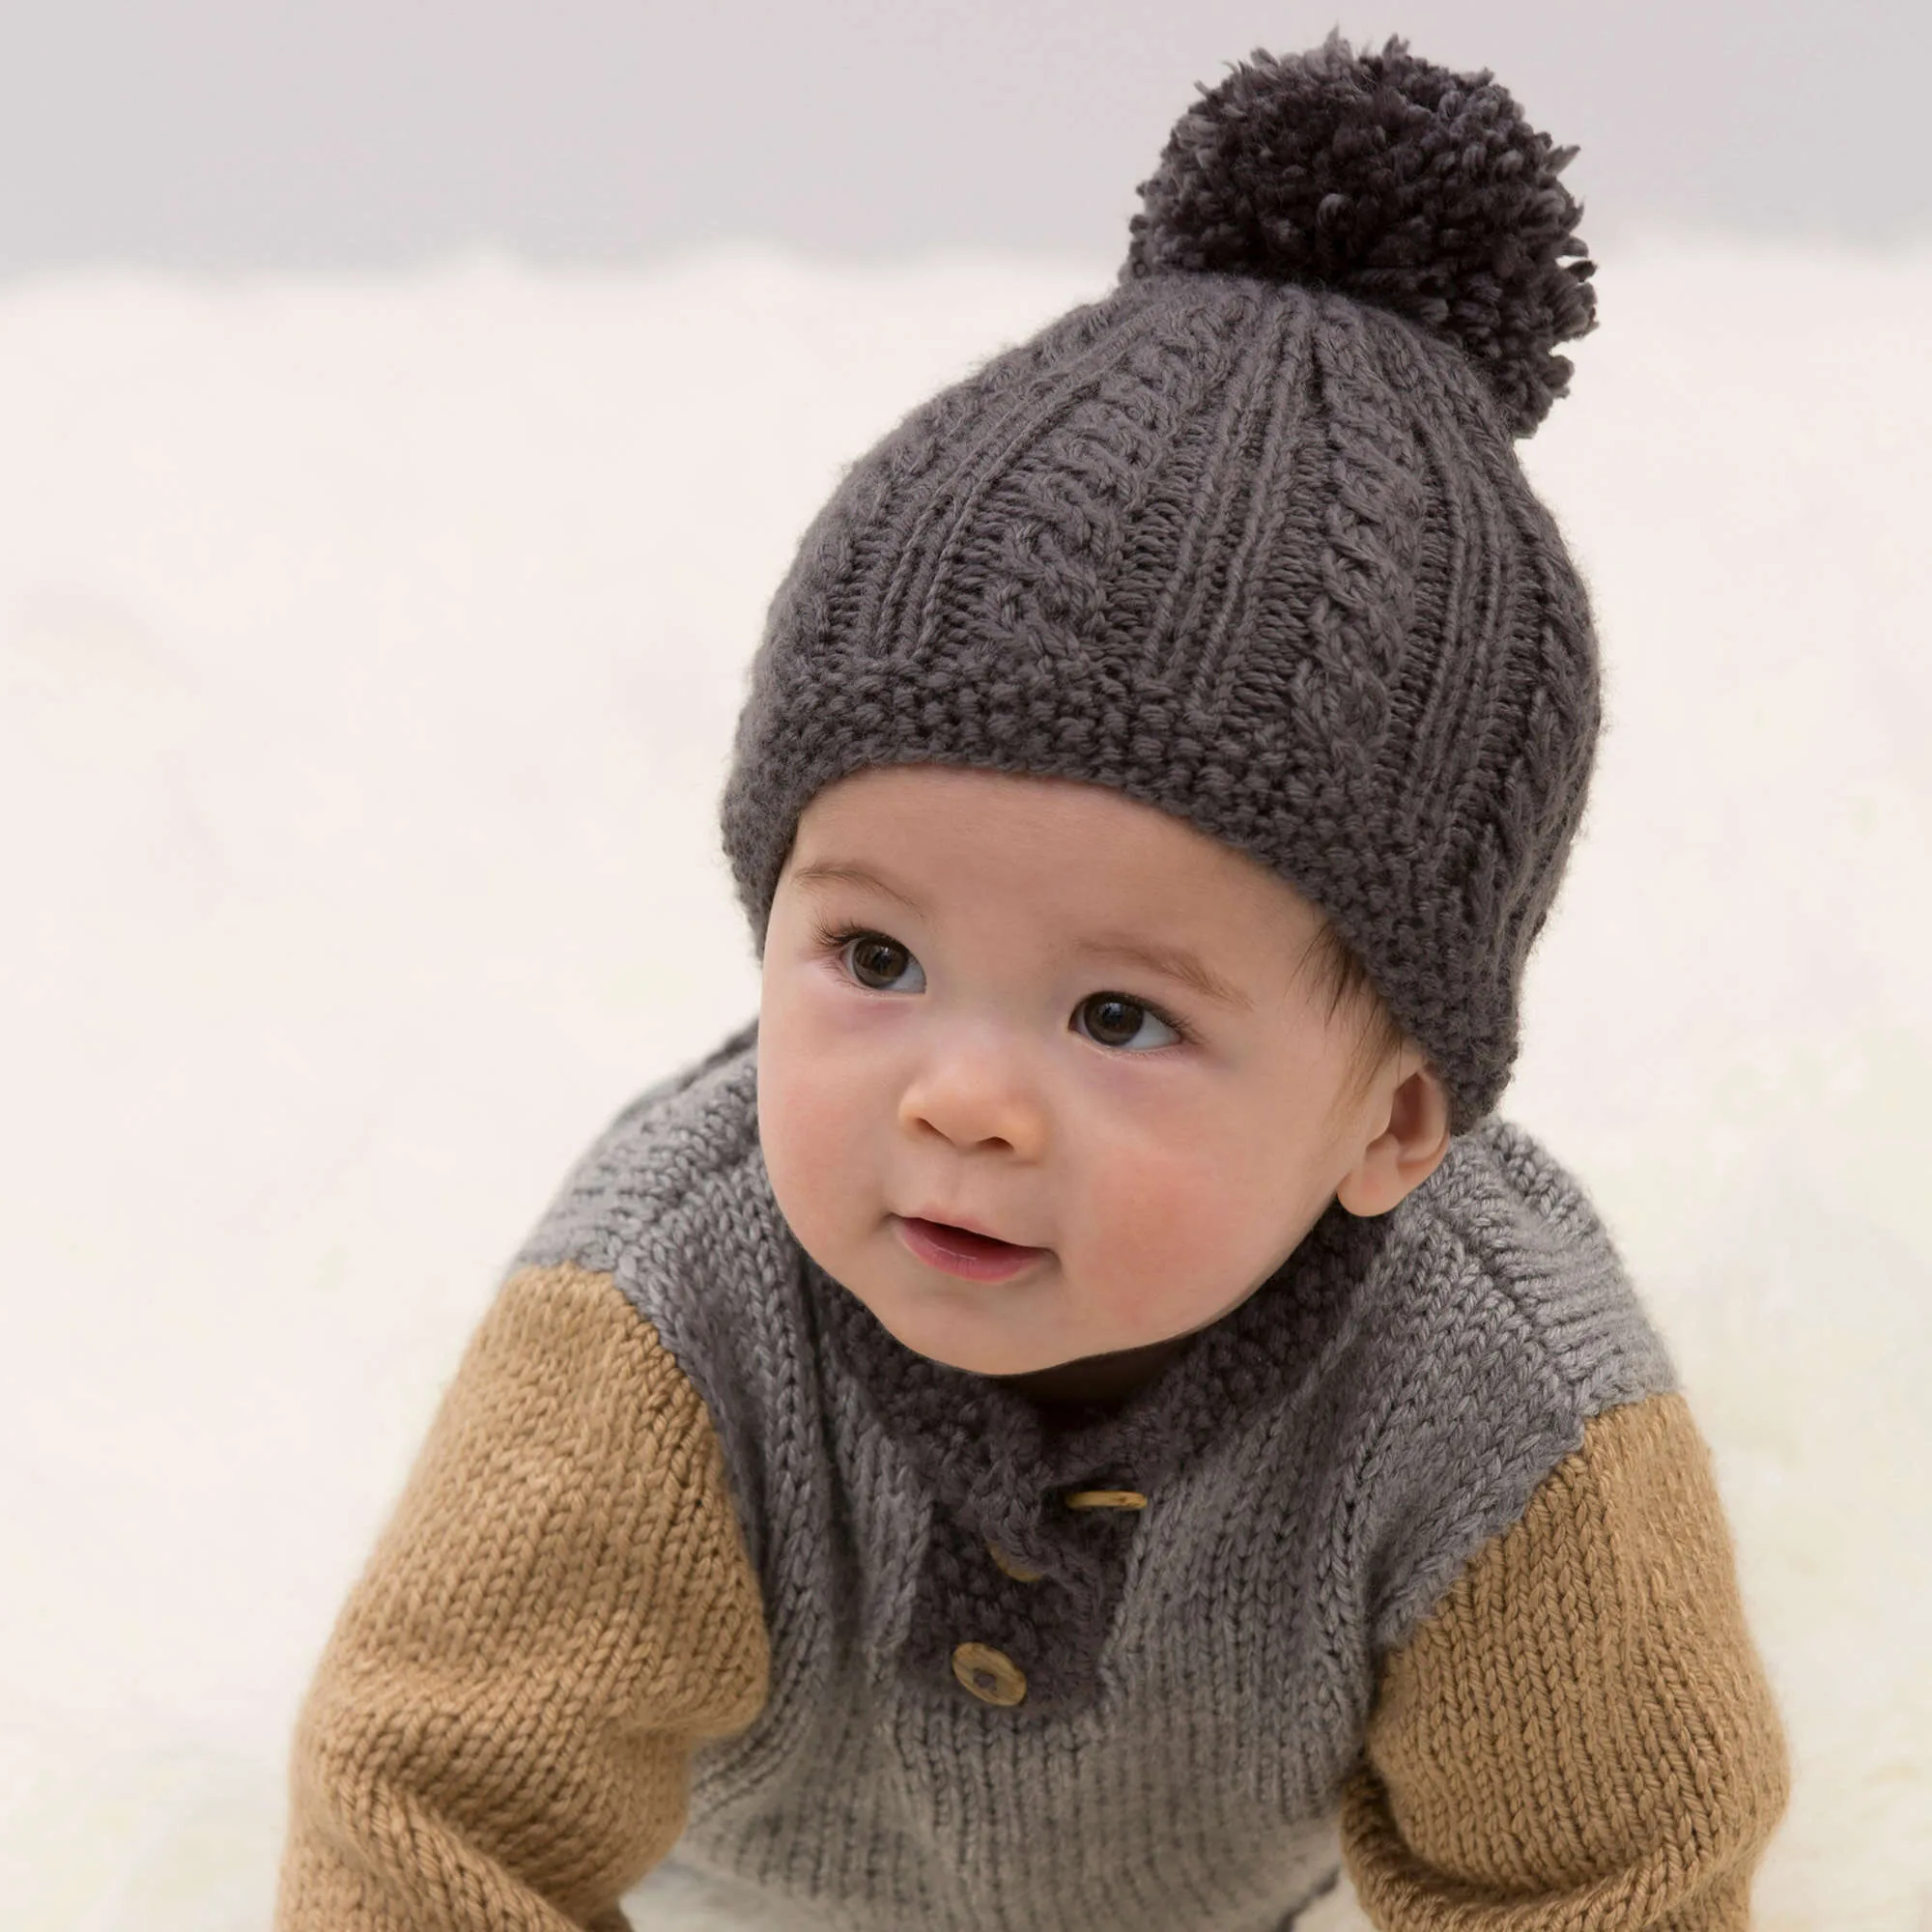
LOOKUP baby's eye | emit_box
[1074,992,1181,1052]
[840,932,926,994]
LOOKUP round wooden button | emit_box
[986,1540,1043,1582]
[1063,1488,1148,1511]
[952,1642,1028,1707]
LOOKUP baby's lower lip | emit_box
[894,1216,1046,1283]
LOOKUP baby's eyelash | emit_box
[811,921,911,983]
[811,920,877,959]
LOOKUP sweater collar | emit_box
[808,1195,1399,1550]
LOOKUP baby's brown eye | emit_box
[847,935,915,989]
[1077,992,1176,1050]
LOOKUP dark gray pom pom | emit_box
[1124,34,1597,435]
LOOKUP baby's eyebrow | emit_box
[1069,934,1253,1012]
[789,860,927,919]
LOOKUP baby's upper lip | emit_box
[899,1208,1042,1251]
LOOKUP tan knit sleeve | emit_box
[275,1261,771,1932]
[1340,1390,1789,1932]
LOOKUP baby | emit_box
[276,36,1789,1932]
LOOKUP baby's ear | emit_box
[1336,1062,1452,1216]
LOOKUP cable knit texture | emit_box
[720,37,1604,1136]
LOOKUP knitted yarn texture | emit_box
[275,1029,1791,1931]
[501,1029,1714,1932]
[721,37,1603,1135]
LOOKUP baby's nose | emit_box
[897,1043,1046,1157]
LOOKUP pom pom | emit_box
[1124,33,1597,435]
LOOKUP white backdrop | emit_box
[2,241,1928,1929]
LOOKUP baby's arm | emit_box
[274,1262,770,1931]
[1341,1391,1789,1931]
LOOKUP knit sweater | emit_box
[275,1021,1789,1931]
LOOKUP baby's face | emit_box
[756,763,1442,1378]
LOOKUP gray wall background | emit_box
[3,0,1926,275]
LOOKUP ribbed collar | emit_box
[808,1195,1399,1580]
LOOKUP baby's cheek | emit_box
[1073,1146,1242,1317]
[760,1047,847,1221]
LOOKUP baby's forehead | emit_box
[791,761,1324,933]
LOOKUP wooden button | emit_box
[1063,1488,1147,1511]
[952,1642,1028,1707]
[986,1540,1042,1582]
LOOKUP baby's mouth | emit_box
[910,1218,1022,1258]
[894,1215,1047,1282]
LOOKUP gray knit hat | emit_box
[721,34,1601,1137]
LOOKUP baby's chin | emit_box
[842,1283,1159,1391]
[831,1275,1083,1378]
[860,1297,1063,1377]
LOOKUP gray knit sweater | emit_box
[505,1019,1687,1932]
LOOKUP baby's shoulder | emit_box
[510,1016,777,1294]
[1367,1115,1677,1421]
[1347,1118,1680,1652]
[504,1018,805,1577]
